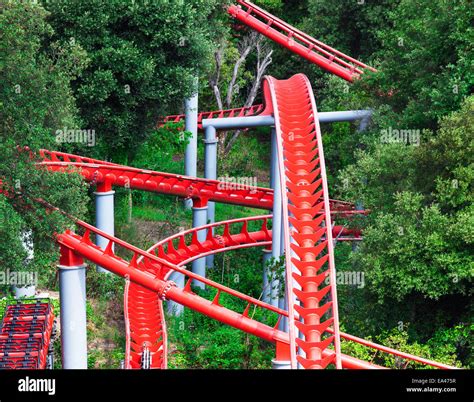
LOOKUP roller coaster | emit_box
[0,1,456,370]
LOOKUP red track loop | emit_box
[265,74,342,369]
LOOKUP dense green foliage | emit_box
[44,0,227,161]
[0,1,89,288]
[299,0,473,368]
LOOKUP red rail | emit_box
[38,153,361,215]
[56,214,383,369]
[266,74,342,369]
[335,331,459,370]
[228,1,376,82]
[39,149,119,166]
[158,104,266,130]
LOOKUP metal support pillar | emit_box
[204,125,217,268]
[184,77,199,209]
[272,359,292,369]
[166,270,184,316]
[262,248,272,303]
[354,110,371,248]
[58,248,87,369]
[191,202,208,289]
[279,219,288,333]
[94,185,115,273]
[270,127,282,308]
[358,110,372,132]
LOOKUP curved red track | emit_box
[38,148,361,217]
[265,74,342,368]
[229,1,376,82]
[1,0,453,370]
[43,74,454,370]
[158,104,266,130]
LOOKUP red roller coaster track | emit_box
[159,0,376,130]
[266,74,342,368]
[25,74,452,370]
[229,1,376,82]
[158,104,266,130]
[0,1,454,371]
[38,149,364,218]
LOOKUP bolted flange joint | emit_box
[160,281,177,301]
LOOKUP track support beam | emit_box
[184,78,199,210]
[191,203,208,288]
[94,185,115,273]
[262,248,272,303]
[204,125,218,268]
[58,248,88,369]
[270,127,282,308]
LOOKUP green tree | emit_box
[358,0,473,129]
[0,1,89,290]
[337,98,473,364]
[44,0,228,161]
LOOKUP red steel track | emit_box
[266,74,342,368]
[38,150,362,216]
[0,300,55,369]
[158,104,266,130]
[46,74,453,370]
[229,1,376,82]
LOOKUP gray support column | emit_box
[94,189,115,273]
[279,219,288,333]
[355,110,371,248]
[270,127,282,308]
[204,125,218,268]
[272,359,292,369]
[58,263,88,369]
[262,248,272,303]
[166,270,184,316]
[358,110,373,132]
[184,78,199,210]
[191,204,208,288]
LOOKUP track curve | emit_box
[4,72,455,370]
